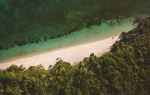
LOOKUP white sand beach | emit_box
[0,35,119,69]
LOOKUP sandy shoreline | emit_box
[0,35,119,69]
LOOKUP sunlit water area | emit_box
[0,18,136,61]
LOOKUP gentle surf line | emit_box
[0,18,135,61]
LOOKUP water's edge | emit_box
[0,18,136,62]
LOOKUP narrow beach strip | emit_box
[0,35,119,69]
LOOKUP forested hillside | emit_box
[0,17,149,95]
[0,0,150,50]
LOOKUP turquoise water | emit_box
[0,18,136,61]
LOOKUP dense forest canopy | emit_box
[0,0,150,50]
[0,17,149,95]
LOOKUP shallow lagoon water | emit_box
[0,18,136,61]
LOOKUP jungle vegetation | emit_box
[0,0,150,50]
[0,17,149,95]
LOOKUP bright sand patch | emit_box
[0,36,119,69]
